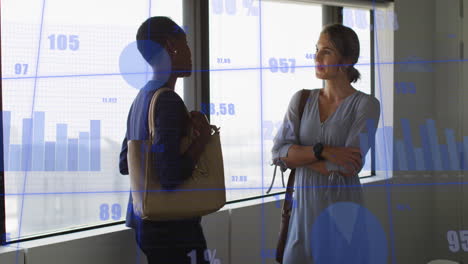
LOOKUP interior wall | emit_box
[432,0,465,262]
[394,0,466,263]
[362,180,435,264]
[463,1,468,264]
[392,0,440,262]
[0,246,24,264]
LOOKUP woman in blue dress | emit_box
[272,24,381,263]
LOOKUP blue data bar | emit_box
[426,119,442,171]
[56,124,68,171]
[90,120,100,171]
[21,118,33,171]
[3,111,11,171]
[78,132,90,171]
[414,148,425,171]
[401,119,415,170]
[45,141,55,171]
[32,111,45,171]
[396,140,407,171]
[10,144,21,171]
[445,129,460,170]
[68,138,78,171]
[419,124,433,171]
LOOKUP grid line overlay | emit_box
[371,2,397,263]
[2,1,466,264]
[14,0,48,263]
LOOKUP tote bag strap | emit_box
[148,88,190,142]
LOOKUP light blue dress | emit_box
[272,89,380,263]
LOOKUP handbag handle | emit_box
[266,164,285,194]
[147,88,190,142]
[267,89,311,194]
[148,89,219,142]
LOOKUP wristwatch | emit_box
[313,143,325,160]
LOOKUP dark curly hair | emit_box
[136,16,185,65]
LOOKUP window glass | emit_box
[343,7,372,176]
[209,0,323,201]
[2,0,183,239]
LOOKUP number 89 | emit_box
[100,203,121,221]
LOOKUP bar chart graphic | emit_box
[360,118,468,172]
[3,111,101,172]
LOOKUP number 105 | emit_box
[48,34,79,51]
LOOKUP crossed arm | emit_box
[278,144,362,177]
[272,91,380,177]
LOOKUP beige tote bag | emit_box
[127,88,226,221]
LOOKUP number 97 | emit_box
[14,63,28,75]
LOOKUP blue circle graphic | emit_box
[311,202,388,264]
[119,40,171,89]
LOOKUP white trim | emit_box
[0,172,392,250]
[183,0,203,111]
[263,0,391,9]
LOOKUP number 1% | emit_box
[205,249,221,264]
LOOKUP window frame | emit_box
[0,0,195,245]
[339,7,377,176]
[339,5,378,179]
[204,1,380,204]
[0,0,6,245]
